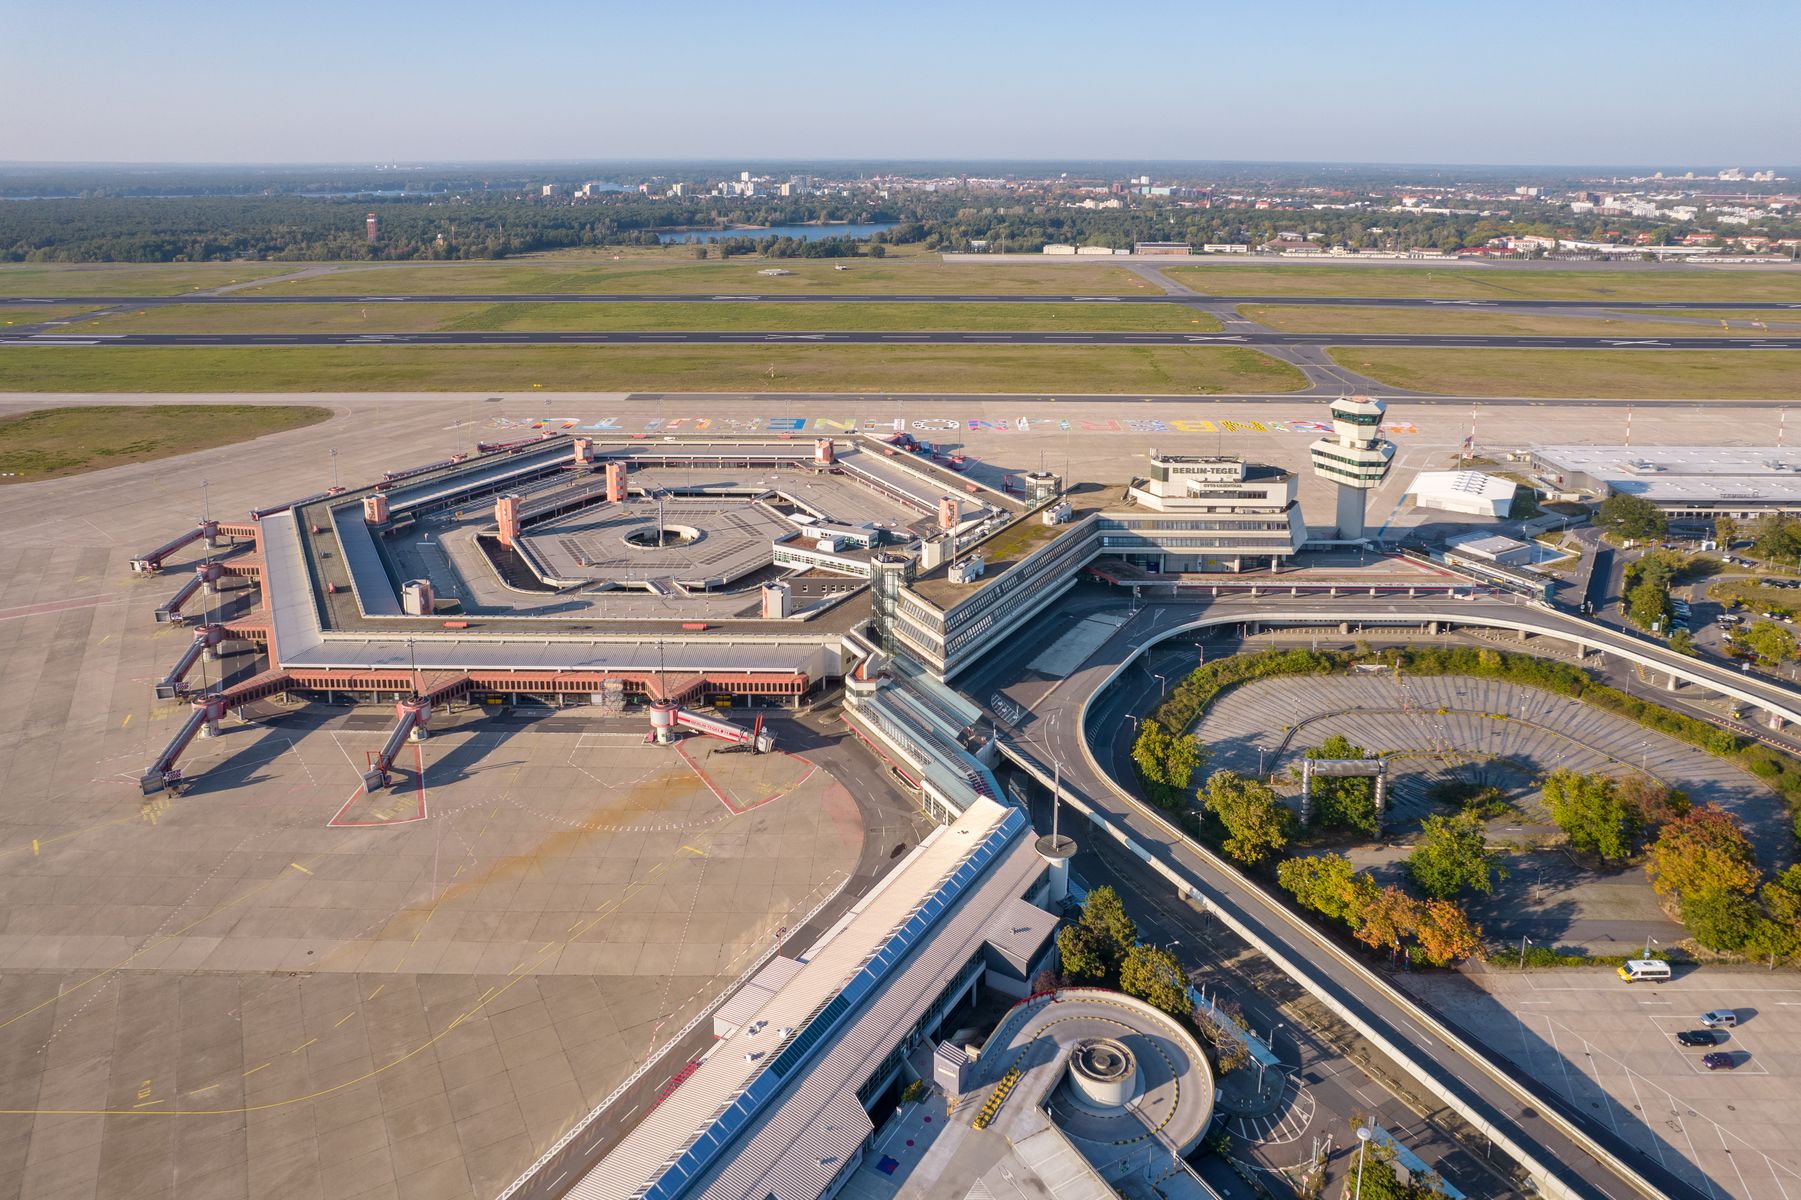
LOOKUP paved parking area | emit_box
[1400,968,1801,1200]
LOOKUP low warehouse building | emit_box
[1406,469,1516,518]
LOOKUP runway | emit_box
[6,292,1801,309]
[8,328,1800,349]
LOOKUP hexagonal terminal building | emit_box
[1309,394,1395,541]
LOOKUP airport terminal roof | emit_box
[565,797,1038,1200]
[1535,445,1801,505]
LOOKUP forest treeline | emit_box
[2,191,1786,264]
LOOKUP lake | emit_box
[657,222,897,244]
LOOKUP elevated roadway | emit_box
[959,588,1801,1200]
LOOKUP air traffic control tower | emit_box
[1309,394,1395,541]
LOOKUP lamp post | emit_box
[1354,1125,1374,1200]
[1153,672,1168,699]
[330,447,339,490]
[1644,935,1658,960]
[1519,935,1531,970]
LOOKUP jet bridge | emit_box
[154,624,227,700]
[154,561,226,624]
[130,521,219,574]
[139,694,226,795]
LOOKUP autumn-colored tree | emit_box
[1414,899,1485,966]
[1352,885,1423,955]
[1645,805,1762,902]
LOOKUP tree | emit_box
[1405,811,1506,899]
[1683,889,1762,952]
[1303,735,1380,836]
[1739,620,1797,667]
[1645,805,1762,903]
[1277,854,1363,924]
[1595,493,1667,541]
[1348,1142,1443,1200]
[1749,865,1801,962]
[1413,899,1485,966]
[1203,769,1294,865]
[1750,513,1801,563]
[1119,943,1192,1019]
[1131,719,1207,810]
[1715,515,1739,549]
[1543,769,1642,862]
[1352,885,1423,955]
[1627,577,1672,632]
[1057,885,1138,986]
[1056,922,1112,986]
[1669,628,1697,656]
[1615,775,1690,827]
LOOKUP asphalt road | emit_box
[504,714,934,1200]
[7,292,1801,310]
[1020,789,1516,1200]
[8,329,1800,349]
[956,586,1801,1200]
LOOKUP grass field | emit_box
[0,263,301,297]
[243,257,1161,296]
[74,300,1221,335]
[1,305,97,326]
[1327,348,1801,399]
[0,345,1306,395]
[0,404,332,483]
[1605,308,1801,326]
[1168,264,1801,303]
[1239,304,1777,337]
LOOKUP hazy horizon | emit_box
[4,0,1796,166]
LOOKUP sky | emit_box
[3,0,1797,167]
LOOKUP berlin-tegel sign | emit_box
[469,413,1423,437]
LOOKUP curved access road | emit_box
[963,589,1801,1200]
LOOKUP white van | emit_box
[1618,959,1671,982]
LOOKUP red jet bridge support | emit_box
[139,694,227,795]
[155,561,226,625]
[131,521,219,574]
[154,625,227,700]
[648,700,774,753]
[361,696,433,793]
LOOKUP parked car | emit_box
[1676,1029,1723,1047]
[1701,1009,1739,1028]
[1702,1052,1738,1070]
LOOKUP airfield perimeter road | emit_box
[8,329,1801,350]
[5,292,1801,310]
[954,585,1801,1200]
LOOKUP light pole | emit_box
[1519,935,1531,970]
[1354,1125,1374,1200]
[1153,672,1168,699]
[1644,935,1658,960]
[330,447,340,490]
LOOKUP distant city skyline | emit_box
[3,0,1796,166]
